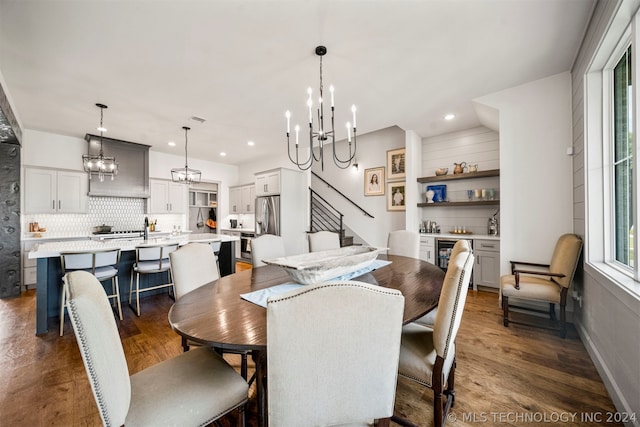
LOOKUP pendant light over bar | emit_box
[285,46,357,171]
[171,126,201,184]
[83,103,118,182]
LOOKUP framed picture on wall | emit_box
[387,181,406,211]
[364,167,385,196]
[387,147,406,180]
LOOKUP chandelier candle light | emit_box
[285,46,357,171]
[83,103,118,182]
[171,126,201,184]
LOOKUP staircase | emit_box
[309,188,354,247]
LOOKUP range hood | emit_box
[85,134,150,198]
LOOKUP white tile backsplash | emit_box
[22,197,186,235]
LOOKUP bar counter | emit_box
[29,233,240,335]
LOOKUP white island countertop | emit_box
[29,233,239,259]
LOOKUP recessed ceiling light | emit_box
[220,152,227,156]
[168,141,176,147]
[247,141,255,146]
[444,114,456,121]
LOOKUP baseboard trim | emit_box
[575,320,639,427]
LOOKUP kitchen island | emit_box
[29,233,240,335]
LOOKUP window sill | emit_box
[584,261,640,310]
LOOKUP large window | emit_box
[612,45,634,268]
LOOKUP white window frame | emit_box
[584,7,640,298]
[604,31,636,276]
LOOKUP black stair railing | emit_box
[309,188,343,234]
[311,171,374,218]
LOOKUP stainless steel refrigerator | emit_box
[255,195,280,236]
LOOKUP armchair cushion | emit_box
[500,275,561,303]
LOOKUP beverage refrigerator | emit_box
[436,237,473,288]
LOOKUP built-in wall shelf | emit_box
[417,169,500,183]
[417,200,500,208]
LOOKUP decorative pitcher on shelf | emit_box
[453,162,466,174]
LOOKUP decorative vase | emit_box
[426,190,435,203]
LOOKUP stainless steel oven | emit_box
[240,232,254,261]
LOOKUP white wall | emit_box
[310,126,406,247]
[237,150,296,185]
[474,72,574,274]
[420,126,500,235]
[405,130,422,232]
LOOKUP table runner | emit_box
[240,259,392,308]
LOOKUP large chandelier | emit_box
[171,126,201,184]
[285,46,357,171]
[83,103,118,181]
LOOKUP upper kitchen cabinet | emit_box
[241,185,255,214]
[24,167,87,213]
[148,179,186,214]
[255,169,281,196]
[229,184,255,214]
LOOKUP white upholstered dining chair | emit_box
[169,242,219,301]
[387,230,420,259]
[267,280,405,426]
[251,234,286,267]
[394,240,474,427]
[169,242,252,382]
[65,270,248,427]
[308,230,341,252]
[413,239,472,328]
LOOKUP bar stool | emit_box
[129,242,179,316]
[60,248,122,336]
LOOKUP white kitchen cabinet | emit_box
[220,230,241,259]
[21,240,38,290]
[229,184,255,214]
[255,170,281,196]
[229,186,242,214]
[241,185,255,213]
[149,179,186,214]
[24,167,87,213]
[419,235,435,265]
[473,239,500,289]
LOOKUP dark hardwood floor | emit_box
[0,277,621,426]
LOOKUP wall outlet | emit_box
[572,290,583,308]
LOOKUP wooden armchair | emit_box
[500,233,583,338]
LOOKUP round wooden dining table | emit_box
[168,254,445,426]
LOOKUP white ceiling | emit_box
[0,0,595,166]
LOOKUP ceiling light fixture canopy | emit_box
[83,103,118,182]
[285,45,357,171]
[171,126,201,184]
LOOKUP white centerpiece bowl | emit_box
[262,246,384,285]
